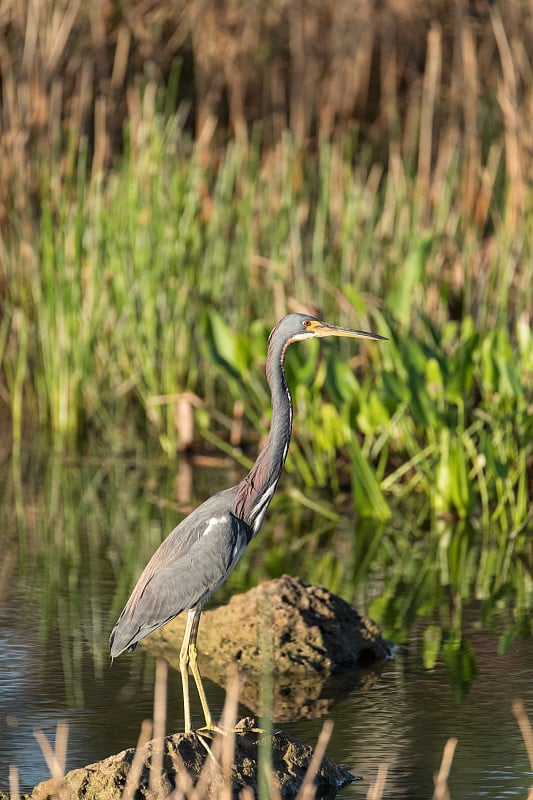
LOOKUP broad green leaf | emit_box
[347,435,391,520]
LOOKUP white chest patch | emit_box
[202,516,225,538]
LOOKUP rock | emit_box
[31,718,359,799]
[146,575,392,673]
[144,575,393,719]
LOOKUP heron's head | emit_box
[272,313,387,346]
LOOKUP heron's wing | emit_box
[110,486,250,656]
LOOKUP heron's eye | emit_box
[303,320,312,328]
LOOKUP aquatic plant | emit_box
[1,1,532,531]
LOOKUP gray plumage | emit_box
[109,487,246,657]
[109,312,385,729]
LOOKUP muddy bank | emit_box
[29,718,358,800]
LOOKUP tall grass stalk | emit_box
[1,3,533,530]
[2,102,532,526]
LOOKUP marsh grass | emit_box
[4,121,532,528]
[1,2,533,528]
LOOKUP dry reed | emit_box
[1,0,533,237]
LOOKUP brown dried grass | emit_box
[1,0,533,238]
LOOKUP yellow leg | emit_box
[189,638,214,730]
[179,607,214,731]
[179,609,196,731]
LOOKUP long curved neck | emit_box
[232,329,293,535]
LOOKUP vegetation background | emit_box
[0,0,532,665]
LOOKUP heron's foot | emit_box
[197,722,265,738]
[195,723,225,740]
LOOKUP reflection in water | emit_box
[285,639,533,800]
[0,451,532,797]
[147,631,389,723]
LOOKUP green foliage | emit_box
[365,313,532,534]
[1,80,532,540]
[441,636,478,703]
[364,511,532,688]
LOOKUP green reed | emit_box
[1,71,532,533]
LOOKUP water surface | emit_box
[0,451,531,797]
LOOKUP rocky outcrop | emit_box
[26,577,391,798]
[31,718,359,799]
[144,575,393,720]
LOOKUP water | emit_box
[0,451,532,797]
[313,635,533,799]
[2,613,532,798]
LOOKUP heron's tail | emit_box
[109,619,139,659]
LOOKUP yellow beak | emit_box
[308,320,388,342]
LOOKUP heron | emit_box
[110,313,386,731]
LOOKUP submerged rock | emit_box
[31,718,359,799]
[145,575,393,719]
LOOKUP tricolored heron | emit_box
[110,313,386,731]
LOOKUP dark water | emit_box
[0,452,532,797]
